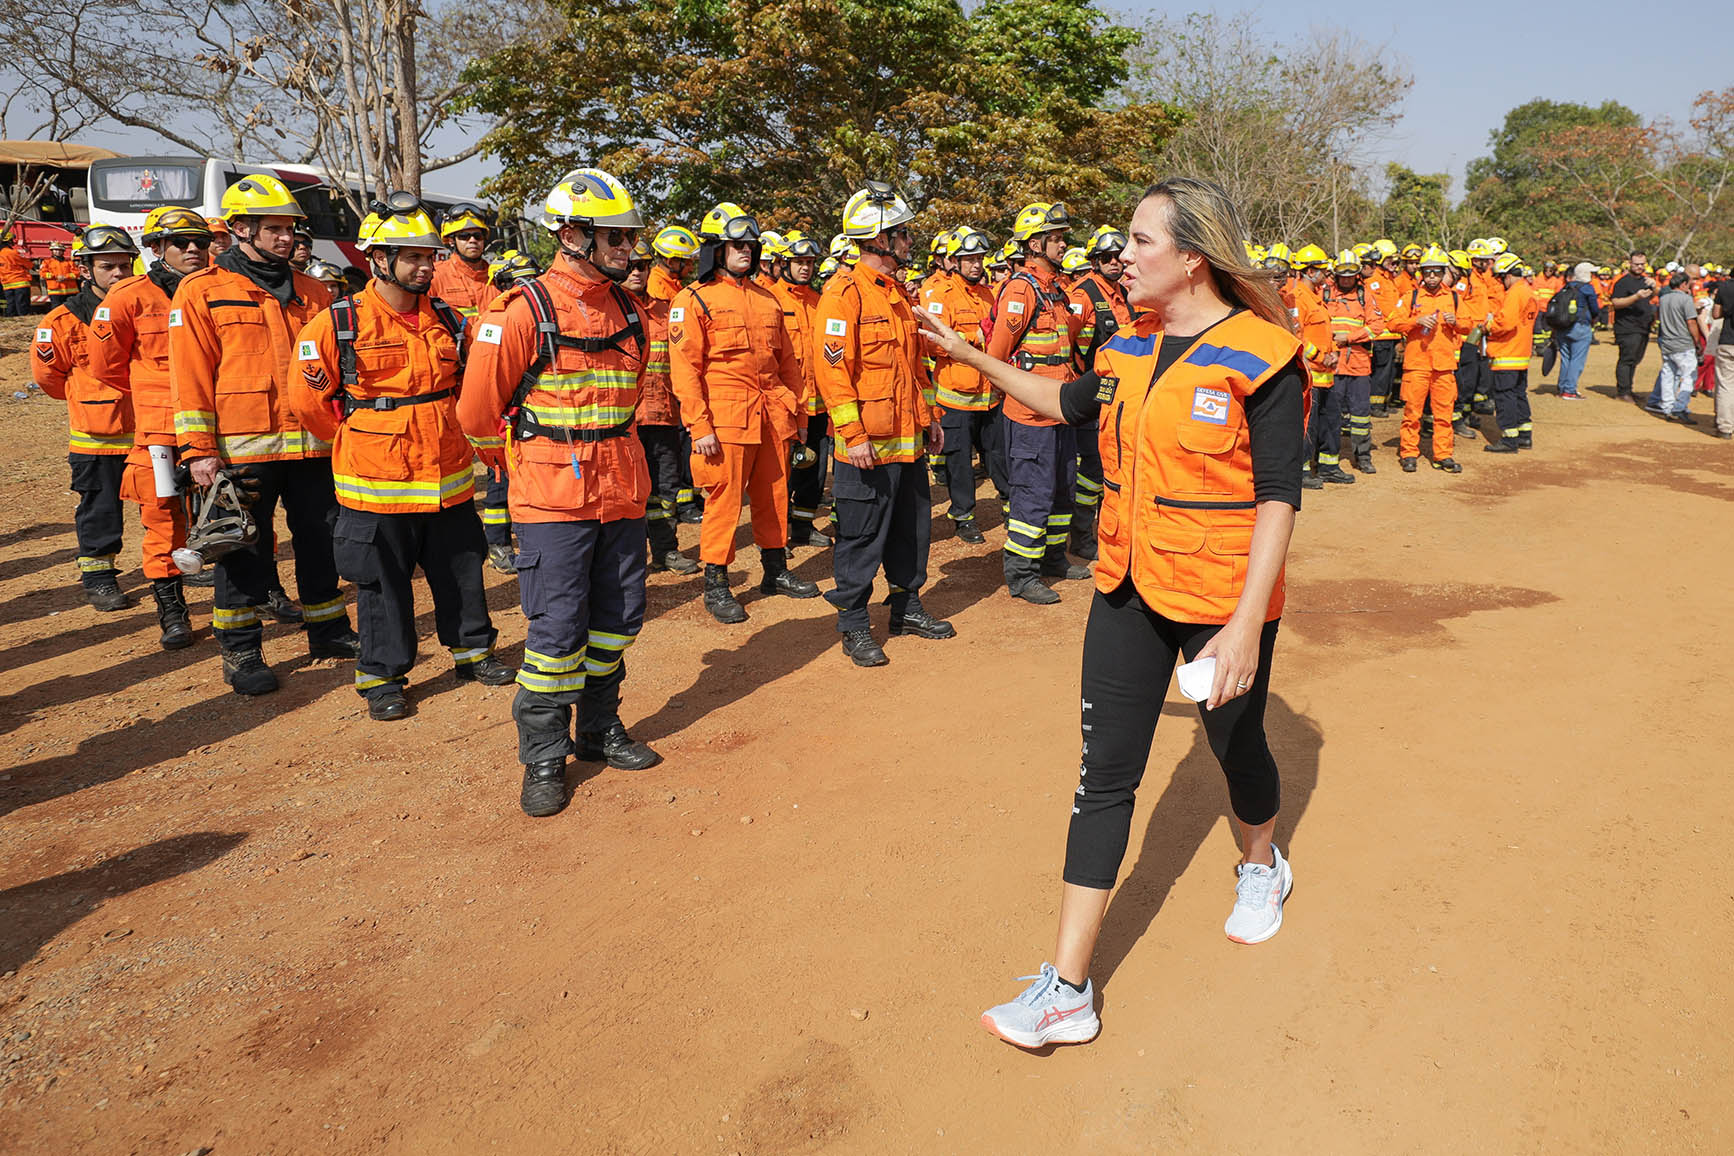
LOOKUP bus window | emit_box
[88,160,202,211]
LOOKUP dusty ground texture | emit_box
[2,314,1730,1154]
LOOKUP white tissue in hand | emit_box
[1176,657,1216,703]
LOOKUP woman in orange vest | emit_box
[919,176,1305,1050]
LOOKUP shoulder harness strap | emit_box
[332,295,360,390]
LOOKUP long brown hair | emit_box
[1142,177,1292,332]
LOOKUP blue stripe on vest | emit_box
[1184,342,1270,380]
[1104,332,1157,357]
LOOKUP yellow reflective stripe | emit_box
[332,469,475,505]
[937,386,992,408]
[523,648,584,673]
[212,605,260,628]
[176,411,217,434]
[218,430,333,459]
[1489,356,1530,370]
[302,597,346,623]
[1310,370,1333,385]
[480,507,510,524]
[75,555,116,572]
[1003,539,1044,559]
[1007,518,1043,539]
[587,630,636,652]
[869,435,918,458]
[1048,513,1073,526]
[830,400,861,426]
[584,655,622,677]
[524,403,637,426]
[517,668,585,693]
[449,646,489,664]
[1074,476,1103,493]
[470,435,506,450]
[69,431,134,451]
[355,672,395,691]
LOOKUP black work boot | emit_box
[151,577,194,650]
[1483,437,1520,454]
[182,568,214,587]
[1431,457,1463,474]
[1301,465,1324,490]
[367,688,410,721]
[1040,549,1091,581]
[456,654,516,685]
[1317,463,1356,484]
[260,587,303,624]
[703,564,747,624]
[1005,554,1060,605]
[1517,431,1532,449]
[1354,453,1377,474]
[787,521,833,549]
[888,603,956,639]
[83,572,131,612]
[647,517,698,574]
[1069,506,1098,561]
[520,759,569,817]
[309,629,361,660]
[221,648,278,696]
[759,547,819,598]
[1451,417,1479,442]
[954,518,985,544]
[841,628,889,667]
[577,721,662,770]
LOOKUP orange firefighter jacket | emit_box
[1365,269,1402,340]
[1292,279,1336,386]
[1387,285,1476,370]
[768,276,824,416]
[291,282,476,514]
[34,294,135,454]
[41,257,79,296]
[1091,311,1302,624]
[1069,270,1135,366]
[0,247,31,290]
[633,293,679,427]
[923,270,997,412]
[812,265,933,465]
[168,263,333,464]
[1486,279,1540,371]
[1320,282,1382,377]
[986,263,1081,427]
[647,264,684,303]
[457,255,650,524]
[88,273,176,447]
[668,274,803,447]
[430,256,499,321]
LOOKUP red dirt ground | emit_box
[2,316,1730,1154]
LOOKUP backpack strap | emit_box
[429,297,468,375]
[1076,277,1118,362]
[506,277,646,415]
[331,295,360,391]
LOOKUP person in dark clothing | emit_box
[1609,252,1657,400]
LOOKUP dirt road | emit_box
[2,320,1729,1154]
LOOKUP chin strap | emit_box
[373,247,430,295]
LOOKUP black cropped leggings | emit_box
[1064,581,1281,890]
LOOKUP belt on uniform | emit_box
[1016,351,1072,370]
[341,388,454,417]
[512,410,634,443]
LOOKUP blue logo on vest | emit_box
[1190,386,1230,425]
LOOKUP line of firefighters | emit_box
[29,168,1588,818]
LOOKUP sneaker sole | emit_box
[1226,870,1295,945]
[980,1012,1101,1049]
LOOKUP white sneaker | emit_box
[980,963,1101,1049]
[1224,844,1293,944]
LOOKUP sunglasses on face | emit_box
[886,226,912,241]
[452,230,487,243]
[590,227,639,246]
[168,237,214,250]
[627,260,651,271]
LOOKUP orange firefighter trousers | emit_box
[1400,368,1457,460]
[694,434,790,564]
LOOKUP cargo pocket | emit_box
[830,466,879,539]
[214,375,276,434]
[70,389,131,437]
[340,409,413,480]
[1142,519,1206,594]
[1206,526,1255,591]
[332,512,381,586]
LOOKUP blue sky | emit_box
[1132,1,1723,195]
[54,2,1726,203]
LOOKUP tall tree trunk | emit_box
[391,0,422,196]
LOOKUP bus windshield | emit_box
[88,161,202,210]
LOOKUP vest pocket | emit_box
[70,389,131,437]
[340,410,413,480]
[212,307,270,356]
[214,375,275,434]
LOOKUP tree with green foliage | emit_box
[461,0,1177,240]
[1375,164,1454,248]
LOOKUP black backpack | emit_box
[1544,286,1580,332]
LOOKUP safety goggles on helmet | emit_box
[947,229,993,258]
[76,225,139,259]
[783,230,823,259]
[142,206,214,244]
[700,202,761,242]
[1011,201,1072,242]
[1086,228,1128,260]
[358,191,443,251]
[440,202,492,239]
[1416,246,1451,269]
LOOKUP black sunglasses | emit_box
[167,237,214,250]
[588,227,639,246]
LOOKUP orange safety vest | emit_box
[1320,282,1381,377]
[1091,310,1302,624]
[456,255,650,524]
[632,293,680,427]
[667,273,803,446]
[88,272,176,447]
[986,264,1080,427]
[769,276,824,415]
[168,261,333,464]
[1486,279,1540,371]
[923,270,997,412]
[34,293,136,454]
[811,265,933,464]
[290,282,476,514]
[430,256,499,320]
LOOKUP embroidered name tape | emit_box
[1190,386,1230,425]
[824,318,847,336]
[477,323,503,345]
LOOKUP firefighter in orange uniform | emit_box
[458,168,661,818]
[1288,245,1337,488]
[812,181,953,667]
[1387,246,1474,473]
[988,201,1090,603]
[1321,249,1383,476]
[87,208,213,645]
[668,202,817,624]
[648,226,699,302]
[168,173,356,696]
[1067,224,1134,558]
[1366,239,1403,414]
[769,230,833,548]
[1483,251,1538,454]
[621,239,698,575]
[290,197,513,721]
[33,226,140,610]
[41,241,79,307]
[924,227,1001,544]
[0,231,33,315]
